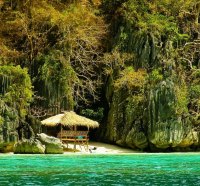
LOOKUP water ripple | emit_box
[0,154,200,185]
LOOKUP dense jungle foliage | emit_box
[0,0,199,151]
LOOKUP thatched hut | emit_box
[41,111,99,150]
[41,111,99,128]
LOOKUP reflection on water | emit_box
[0,153,200,185]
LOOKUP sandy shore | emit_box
[65,142,139,154]
[0,142,140,155]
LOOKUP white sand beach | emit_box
[65,142,139,154]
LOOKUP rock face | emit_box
[0,142,15,153]
[0,108,41,145]
[96,2,200,152]
[98,34,200,151]
[14,139,45,154]
[100,76,200,151]
[99,71,148,150]
[125,124,148,149]
[37,133,63,154]
[0,116,19,144]
[147,80,199,150]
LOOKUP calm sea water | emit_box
[0,153,200,186]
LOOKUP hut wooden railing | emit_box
[57,130,89,151]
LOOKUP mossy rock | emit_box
[37,133,64,154]
[0,142,15,153]
[14,139,45,154]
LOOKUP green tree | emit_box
[0,0,107,117]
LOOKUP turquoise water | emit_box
[0,153,200,186]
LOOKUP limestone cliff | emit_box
[98,0,200,151]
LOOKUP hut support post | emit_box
[86,128,89,151]
[74,126,77,151]
[60,125,63,142]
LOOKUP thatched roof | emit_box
[41,114,64,126]
[41,111,99,128]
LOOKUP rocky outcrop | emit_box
[101,90,149,150]
[101,77,200,151]
[13,133,64,154]
[125,124,148,149]
[147,80,199,150]
[0,142,15,153]
[96,1,200,152]
[14,139,45,154]
[148,119,198,149]
[0,102,41,145]
[100,70,148,150]
[37,133,63,154]
[0,115,19,144]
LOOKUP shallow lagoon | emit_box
[0,153,200,186]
